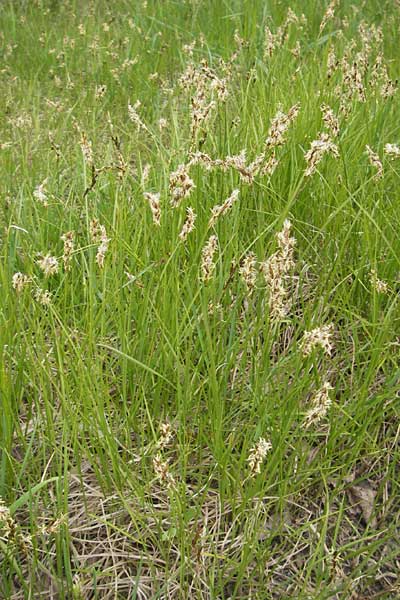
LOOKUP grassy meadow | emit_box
[0,0,400,597]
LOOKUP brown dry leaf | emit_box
[346,480,377,528]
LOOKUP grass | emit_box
[0,0,399,597]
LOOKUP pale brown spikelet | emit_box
[260,219,296,321]
[319,0,337,34]
[341,56,366,103]
[209,76,229,102]
[179,59,228,142]
[124,270,144,289]
[290,40,301,58]
[90,218,102,242]
[208,189,239,228]
[200,234,218,282]
[365,146,383,179]
[355,51,369,78]
[224,151,250,181]
[125,270,135,284]
[384,143,400,158]
[263,23,288,59]
[320,104,340,137]
[276,219,296,266]
[96,226,110,268]
[239,252,258,293]
[144,192,161,226]
[327,47,338,79]
[48,132,61,160]
[265,104,300,149]
[246,152,268,178]
[247,437,272,476]
[304,133,339,176]
[8,112,32,130]
[369,53,384,89]
[358,20,383,47]
[0,497,31,552]
[285,7,301,26]
[370,270,388,294]
[95,84,107,99]
[207,300,223,317]
[338,97,351,119]
[0,498,16,541]
[188,151,221,171]
[157,421,174,449]
[34,288,52,306]
[40,513,67,535]
[0,498,12,523]
[381,78,397,99]
[228,150,269,183]
[12,272,30,293]
[152,454,176,487]
[351,61,367,102]
[304,382,333,428]
[141,163,151,187]
[234,29,249,51]
[179,206,197,241]
[300,324,334,357]
[37,254,59,277]
[128,100,147,131]
[33,179,48,205]
[263,26,276,59]
[182,41,195,57]
[380,67,397,98]
[61,231,75,271]
[45,98,64,113]
[79,131,93,166]
[190,91,216,140]
[169,164,195,208]
[189,150,261,184]
[260,153,279,176]
[178,61,197,90]
[261,249,291,320]
[262,277,291,321]
[188,148,274,183]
